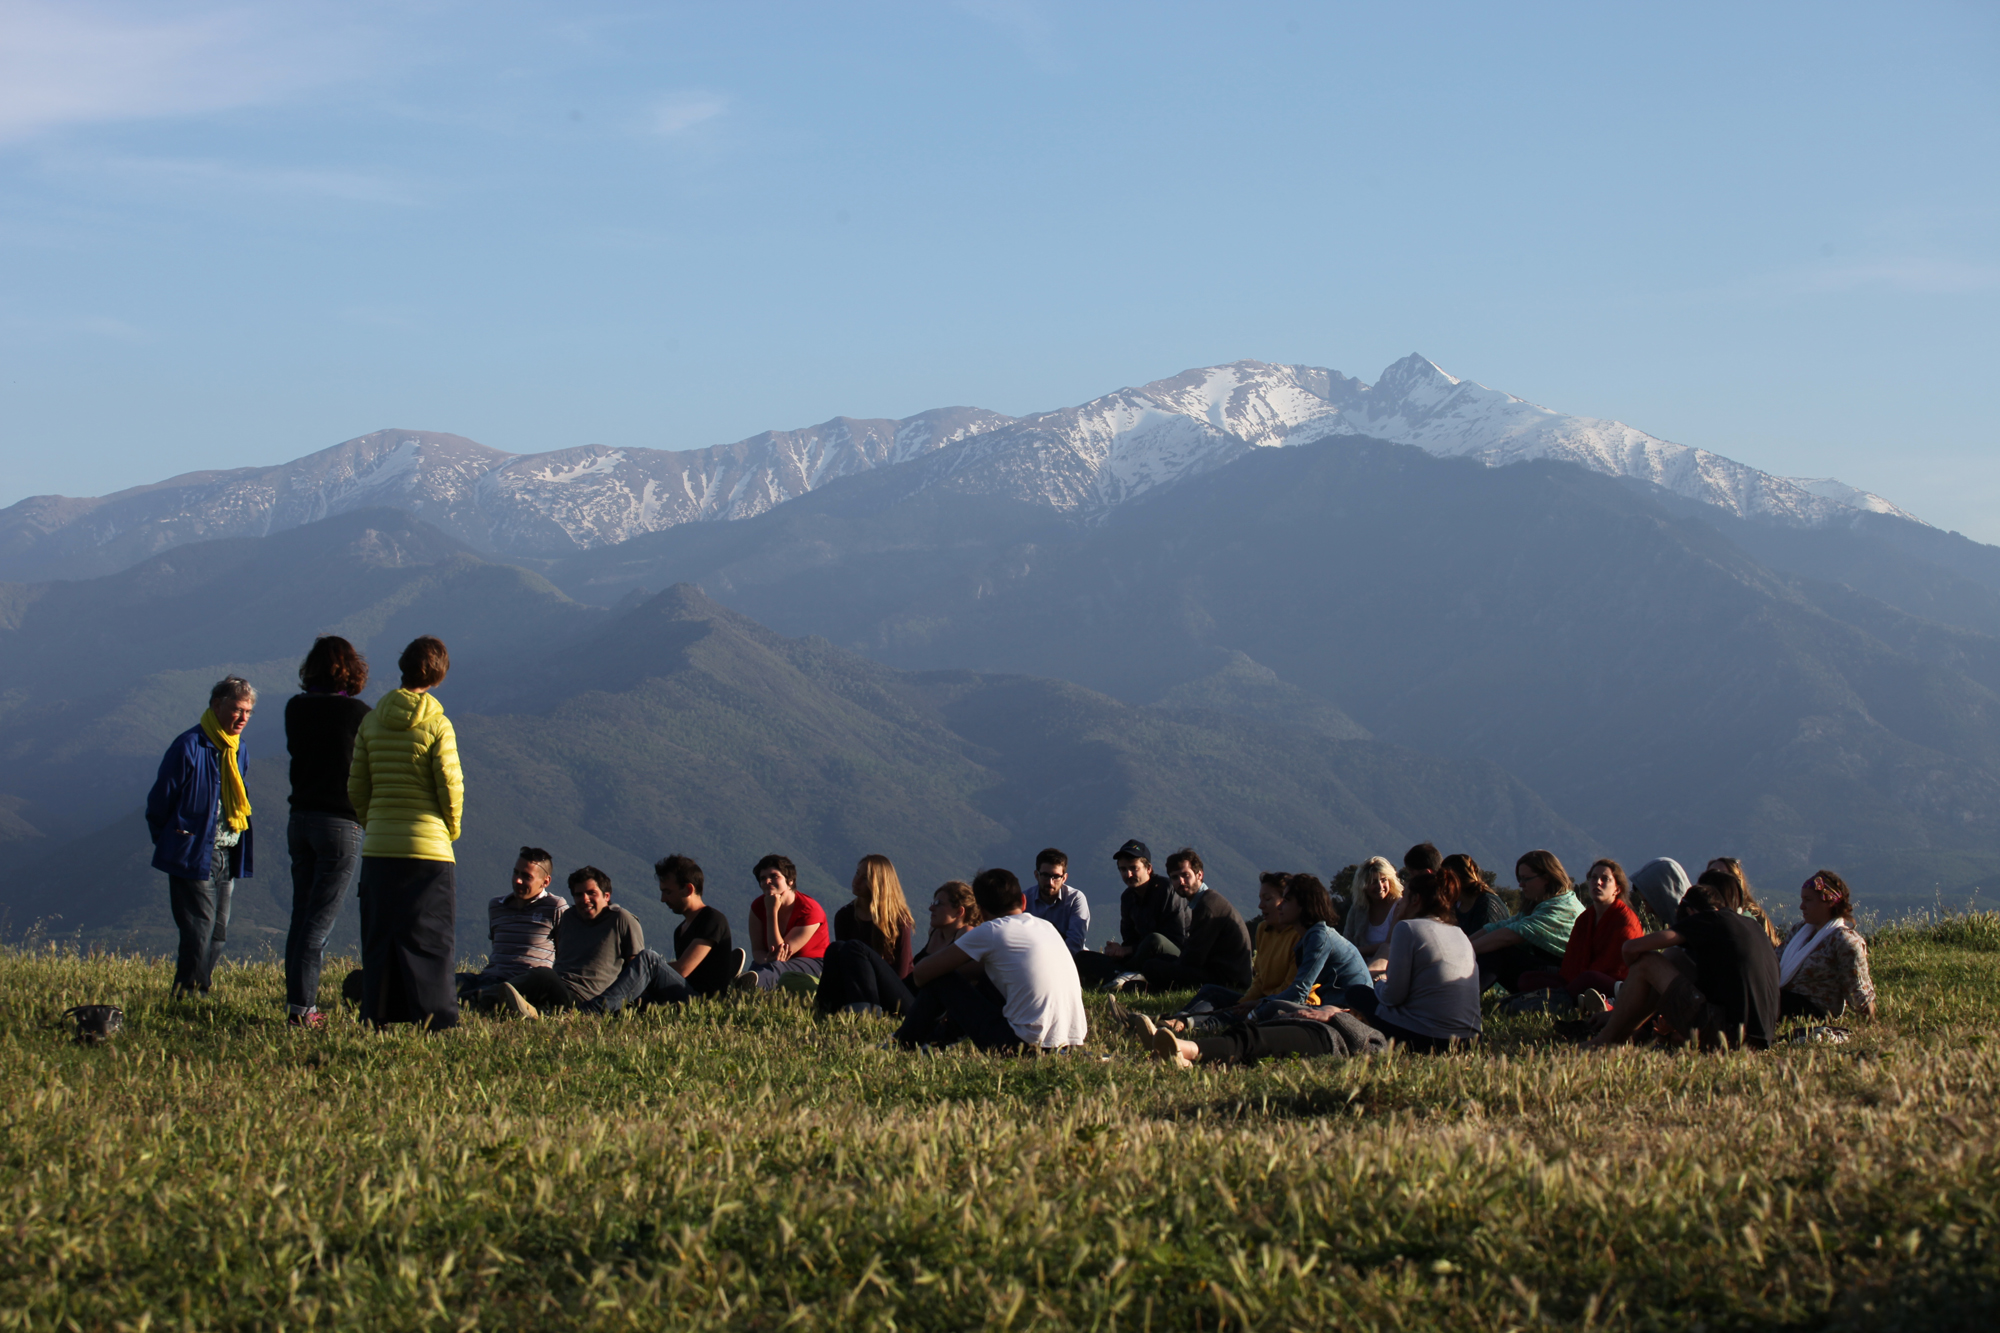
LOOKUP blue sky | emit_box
[4,1,1998,536]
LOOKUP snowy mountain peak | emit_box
[0,356,1919,582]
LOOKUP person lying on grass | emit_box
[737,854,829,992]
[890,868,1088,1053]
[1513,858,1642,1008]
[1778,870,1875,1022]
[473,866,689,1017]
[1337,869,1481,1053]
[656,853,740,997]
[1581,875,1780,1051]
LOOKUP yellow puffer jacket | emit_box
[348,688,464,862]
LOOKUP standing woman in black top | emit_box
[282,636,372,1028]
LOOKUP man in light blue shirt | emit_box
[1024,847,1090,952]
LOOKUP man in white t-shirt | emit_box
[892,867,1089,1052]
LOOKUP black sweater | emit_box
[286,693,372,819]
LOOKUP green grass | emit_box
[2,922,1997,1331]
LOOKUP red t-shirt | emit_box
[1561,899,1644,981]
[750,891,829,959]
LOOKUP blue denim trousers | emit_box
[581,949,692,1013]
[168,873,234,995]
[285,813,363,1011]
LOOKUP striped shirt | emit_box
[485,890,569,978]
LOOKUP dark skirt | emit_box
[358,856,459,1030]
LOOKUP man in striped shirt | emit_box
[457,847,569,993]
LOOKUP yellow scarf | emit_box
[199,708,252,832]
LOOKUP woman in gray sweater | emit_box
[1338,869,1481,1052]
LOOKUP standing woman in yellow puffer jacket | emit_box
[349,636,465,1030]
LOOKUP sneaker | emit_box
[287,1009,327,1031]
[841,1002,885,1016]
[730,947,750,979]
[1576,988,1611,1017]
[732,970,763,992]
[1104,972,1147,994]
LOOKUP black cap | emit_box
[1112,839,1152,863]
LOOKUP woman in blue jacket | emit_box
[146,677,257,998]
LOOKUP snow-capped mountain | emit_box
[900,355,1918,526]
[0,409,1012,580]
[0,355,1916,582]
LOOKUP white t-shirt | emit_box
[953,913,1089,1049]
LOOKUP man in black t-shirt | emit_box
[1072,840,1192,988]
[657,854,741,996]
[1585,879,1779,1051]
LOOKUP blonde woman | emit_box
[815,857,922,1017]
[835,854,917,977]
[1343,857,1404,964]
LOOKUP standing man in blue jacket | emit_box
[147,677,257,999]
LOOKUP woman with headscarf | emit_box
[282,636,371,1029]
[1778,870,1876,1021]
[349,636,464,1031]
[146,677,258,999]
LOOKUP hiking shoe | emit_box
[1149,1027,1192,1068]
[1105,999,1156,1040]
[1104,972,1147,994]
[287,1009,328,1031]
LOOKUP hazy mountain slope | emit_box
[0,520,1588,956]
[0,510,605,854]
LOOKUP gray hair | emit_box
[208,676,257,708]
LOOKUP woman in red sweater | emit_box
[1519,858,1642,1005]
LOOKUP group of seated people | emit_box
[440,835,1877,1064]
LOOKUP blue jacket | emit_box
[145,725,254,882]
[1274,922,1370,1006]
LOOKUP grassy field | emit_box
[2,918,1996,1332]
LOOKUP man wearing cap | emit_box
[1072,839,1191,988]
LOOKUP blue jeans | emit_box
[583,949,692,1013]
[168,873,233,995]
[285,813,362,1012]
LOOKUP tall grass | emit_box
[0,919,1994,1330]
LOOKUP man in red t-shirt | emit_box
[737,853,829,991]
